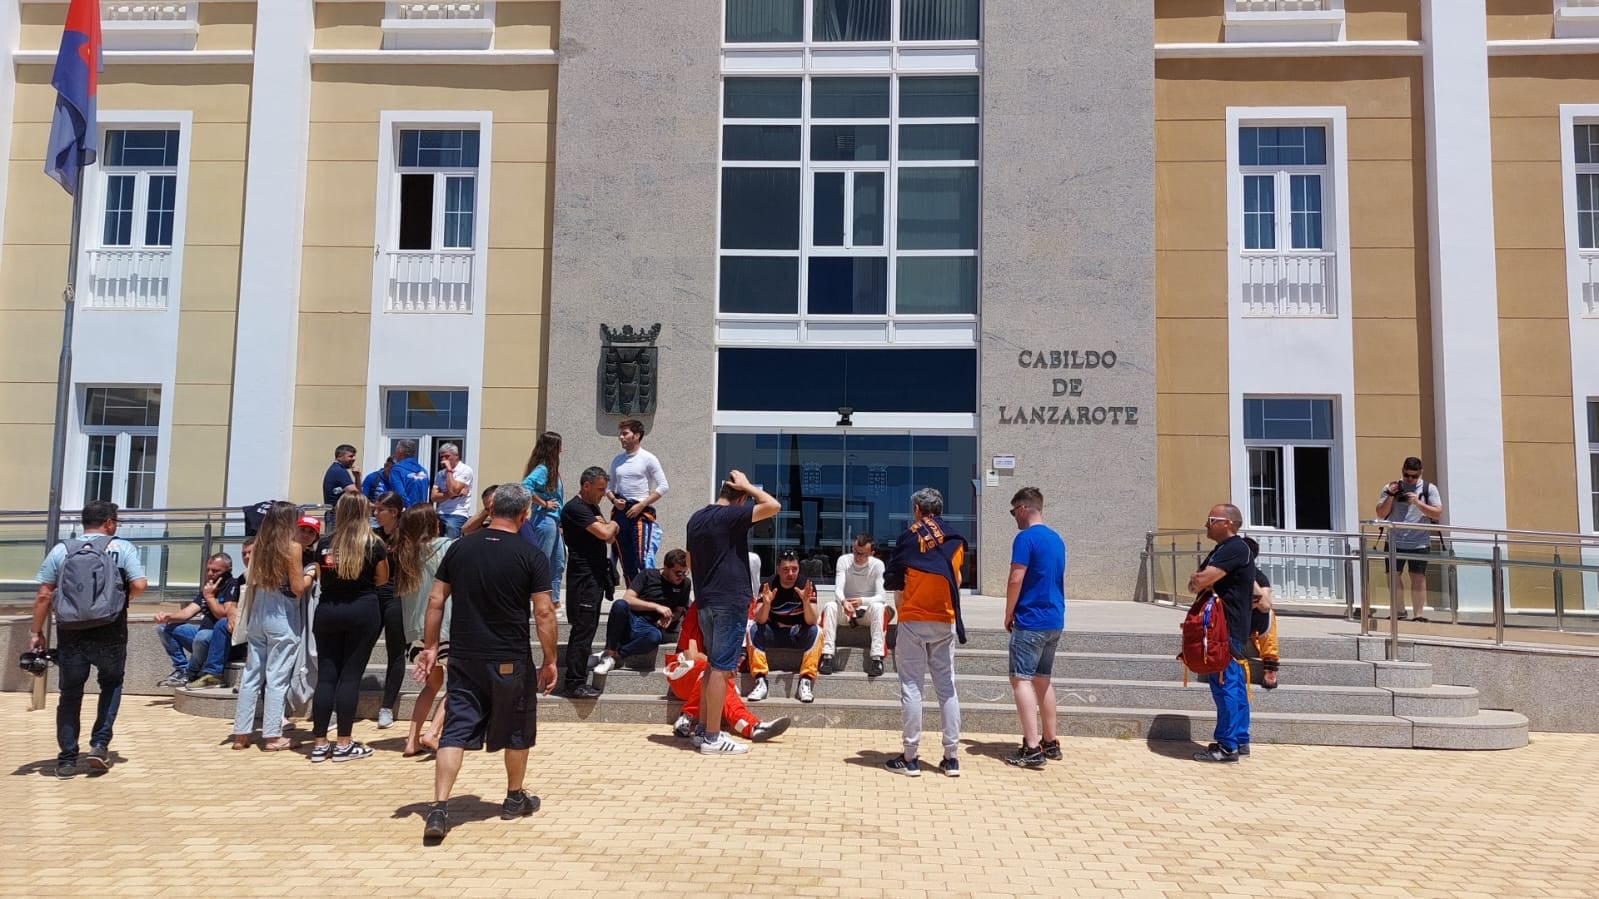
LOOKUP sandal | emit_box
[231,736,251,751]
[1413,616,1430,623]
[262,737,300,752]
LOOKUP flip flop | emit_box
[261,738,301,752]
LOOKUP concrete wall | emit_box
[979,1,1157,599]
[545,1,722,546]
[1404,641,1599,733]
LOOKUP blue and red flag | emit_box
[45,0,103,195]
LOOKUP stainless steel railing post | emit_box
[1386,536,1400,661]
[1358,533,1371,634]
[1342,536,1355,621]
[1491,538,1506,646]
[1553,548,1565,633]
[1142,531,1156,604]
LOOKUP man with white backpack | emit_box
[29,501,148,779]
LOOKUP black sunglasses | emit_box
[777,549,799,561]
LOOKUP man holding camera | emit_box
[1375,456,1444,622]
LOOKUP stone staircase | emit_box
[172,620,1528,750]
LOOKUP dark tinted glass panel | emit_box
[896,256,977,314]
[399,129,479,168]
[1588,399,1599,441]
[1239,126,1326,167]
[853,172,885,245]
[83,387,162,427]
[808,257,888,314]
[1243,398,1334,441]
[899,77,979,118]
[1575,124,1599,165]
[718,348,976,412]
[721,169,801,250]
[726,0,802,42]
[722,125,802,160]
[724,78,803,118]
[104,129,180,167]
[1293,447,1333,530]
[398,173,435,250]
[812,0,890,41]
[901,0,980,40]
[898,168,978,249]
[814,173,845,246]
[899,124,979,161]
[812,78,891,118]
[810,124,890,161]
[720,257,799,314]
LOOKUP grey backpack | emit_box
[54,537,127,630]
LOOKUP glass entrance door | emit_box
[715,432,978,586]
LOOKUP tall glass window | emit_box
[1243,397,1337,531]
[726,1,980,43]
[718,73,980,321]
[81,386,162,509]
[1576,124,1599,249]
[99,130,180,249]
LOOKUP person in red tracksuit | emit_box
[666,603,790,743]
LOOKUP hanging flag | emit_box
[44,0,103,195]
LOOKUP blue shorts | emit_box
[1009,628,1062,679]
[698,603,748,673]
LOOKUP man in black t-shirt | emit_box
[412,484,555,844]
[560,466,620,699]
[1187,503,1256,764]
[745,550,823,704]
[590,549,692,681]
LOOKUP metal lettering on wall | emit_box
[600,323,661,415]
[997,349,1140,426]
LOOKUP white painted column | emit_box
[224,0,314,504]
[1420,0,1508,531]
[0,0,21,284]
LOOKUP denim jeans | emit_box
[156,621,205,673]
[232,593,303,740]
[199,617,233,676]
[1206,637,1252,751]
[441,514,467,539]
[530,512,565,602]
[56,636,127,761]
[604,599,663,658]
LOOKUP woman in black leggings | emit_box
[370,491,408,729]
[310,492,388,762]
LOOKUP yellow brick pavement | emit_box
[4,693,1596,898]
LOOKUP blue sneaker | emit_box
[937,757,961,777]
[885,754,921,777]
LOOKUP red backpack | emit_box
[1178,591,1233,684]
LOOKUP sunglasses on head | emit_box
[778,550,798,561]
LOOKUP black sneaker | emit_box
[331,742,373,762]
[1205,742,1249,757]
[1005,743,1047,768]
[1194,745,1241,764]
[937,757,961,777]
[501,790,541,820]
[565,684,602,700]
[86,745,111,772]
[1039,739,1063,761]
[865,656,885,678]
[885,754,921,777]
[819,654,835,676]
[55,758,79,779]
[422,806,449,843]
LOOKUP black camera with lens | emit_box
[19,648,59,676]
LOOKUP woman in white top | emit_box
[390,503,453,756]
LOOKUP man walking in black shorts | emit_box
[412,484,556,844]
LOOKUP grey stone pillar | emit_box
[978,2,1157,599]
[547,2,723,541]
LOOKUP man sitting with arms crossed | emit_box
[153,552,235,688]
[590,549,693,678]
[744,549,823,704]
[819,533,892,678]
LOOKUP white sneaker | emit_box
[699,733,750,755]
[796,677,814,703]
[555,604,566,622]
[673,714,696,739]
[593,655,618,676]
[377,708,395,729]
[690,724,708,747]
[587,653,602,670]
[751,717,792,742]
[745,677,769,702]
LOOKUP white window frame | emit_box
[77,384,164,511]
[380,387,471,474]
[1241,395,1341,532]
[1561,107,1599,539]
[1223,0,1345,43]
[96,128,183,251]
[371,111,493,316]
[1238,126,1328,254]
[76,111,193,312]
[1226,107,1351,319]
[1587,399,1599,534]
[715,72,980,346]
[393,129,480,252]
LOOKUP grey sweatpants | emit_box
[896,619,960,760]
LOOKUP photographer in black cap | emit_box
[1375,456,1444,622]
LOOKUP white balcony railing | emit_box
[1583,251,1599,317]
[392,2,488,19]
[1557,0,1599,38]
[84,248,173,310]
[382,2,495,49]
[1240,251,1337,317]
[386,250,475,313]
[100,3,199,50]
[102,3,192,21]
[1233,0,1329,10]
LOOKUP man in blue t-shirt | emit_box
[1001,487,1067,769]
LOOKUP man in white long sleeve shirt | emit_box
[607,418,670,585]
[819,533,893,678]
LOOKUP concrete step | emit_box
[1407,710,1529,751]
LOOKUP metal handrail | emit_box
[1141,521,1599,659]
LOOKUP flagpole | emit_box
[35,163,83,712]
